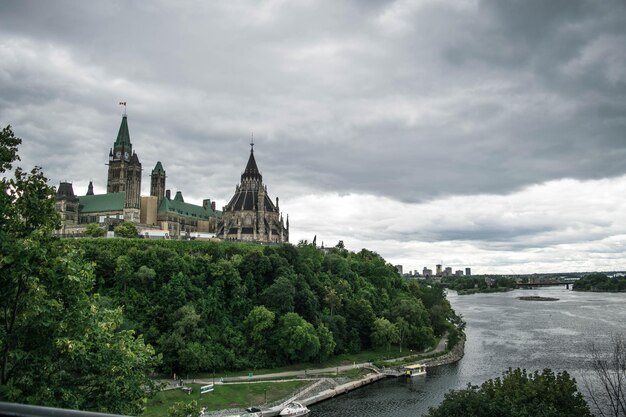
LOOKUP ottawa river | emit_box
[310,287,626,416]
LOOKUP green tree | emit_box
[0,126,159,414]
[371,318,399,351]
[276,313,320,363]
[425,368,592,417]
[84,223,105,237]
[244,306,275,363]
[390,298,434,349]
[114,222,138,238]
[168,400,200,417]
[316,323,336,362]
[324,287,341,318]
[260,275,295,315]
[574,273,626,292]
[158,304,210,373]
[395,317,409,353]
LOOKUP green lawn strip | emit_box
[144,381,307,417]
[335,368,371,379]
[191,340,441,380]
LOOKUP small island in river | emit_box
[517,296,559,301]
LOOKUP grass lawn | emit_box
[143,381,307,417]
[191,338,441,380]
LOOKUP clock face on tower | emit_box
[124,151,129,160]
[116,151,121,158]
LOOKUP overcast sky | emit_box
[1,0,625,274]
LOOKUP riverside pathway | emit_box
[198,333,459,417]
[182,333,449,387]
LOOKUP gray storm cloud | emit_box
[0,0,624,272]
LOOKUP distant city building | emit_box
[436,264,442,276]
[455,270,463,276]
[443,267,452,277]
[466,267,472,276]
[395,265,403,275]
[423,267,433,278]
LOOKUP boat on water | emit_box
[403,363,427,377]
[279,402,310,416]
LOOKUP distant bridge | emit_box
[515,282,574,289]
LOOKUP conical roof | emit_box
[241,148,262,181]
[152,161,165,174]
[114,115,131,147]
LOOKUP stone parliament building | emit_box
[55,113,289,243]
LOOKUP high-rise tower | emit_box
[106,114,142,221]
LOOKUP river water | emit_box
[310,287,626,416]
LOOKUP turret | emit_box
[150,161,166,207]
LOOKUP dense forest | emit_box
[1,126,157,414]
[573,272,626,292]
[65,238,460,374]
[1,125,459,412]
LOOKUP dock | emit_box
[261,371,387,416]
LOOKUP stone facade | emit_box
[216,145,289,243]
[55,113,221,238]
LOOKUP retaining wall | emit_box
[422,335,465,368]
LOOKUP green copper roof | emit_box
[158,193,220,219]
[79,192,125,213]
[152,161,165,174]
[114,116,131,147]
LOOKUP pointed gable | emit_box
[241,148,262,181]
[114,115,132,147]
[152,161,165,174]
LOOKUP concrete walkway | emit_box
[211,362,372,383]
[199,333,458,417]
[175,332,449,387]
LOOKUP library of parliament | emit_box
[55,113,289,243]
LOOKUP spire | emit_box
[56,182,76,200]
[114,115,131,147]
[152,161,165,174]
[241,142,262,181]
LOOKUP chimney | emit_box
[165,189,171,199]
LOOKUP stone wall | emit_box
[423,335,466,368]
